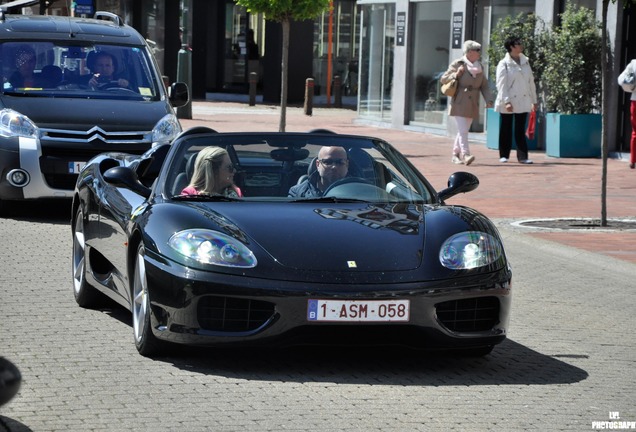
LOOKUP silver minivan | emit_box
[0,11,188,214]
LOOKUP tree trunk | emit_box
[279,19,290,132]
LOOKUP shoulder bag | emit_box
[441,61,463,97]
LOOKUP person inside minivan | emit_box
[84,51,129,89]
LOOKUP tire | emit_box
[132,244,164,357]
[72,207,102,308]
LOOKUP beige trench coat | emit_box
[441,58,494,119]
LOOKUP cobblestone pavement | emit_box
[1,190,635,432]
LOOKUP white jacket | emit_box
[618,59,636,100]
[494,53,537,113]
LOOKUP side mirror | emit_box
[437,171,479,201]
[0,357,21,407]
[169,82,189,108]
[104,166,151,198]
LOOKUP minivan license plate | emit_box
[69,161,86,174]
[307,299,410,322]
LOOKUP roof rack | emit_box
[93,11,124,27]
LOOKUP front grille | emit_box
[36,127,152,190]
[40,126,151,146]
[197,296,276,332]
[435,297,500,332]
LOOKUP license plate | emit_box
[307,299,410,322]
[68,161,86,174]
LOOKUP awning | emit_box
[0,0,40,11]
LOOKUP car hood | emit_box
[180,202,426,272]
[2,96,169,131]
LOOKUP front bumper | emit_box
[143,250,512,350]
[0,133,151,201]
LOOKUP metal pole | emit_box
[176,44,192,119]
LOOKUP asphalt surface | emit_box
[181,99,636,265]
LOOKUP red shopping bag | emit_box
[526,110,536,140]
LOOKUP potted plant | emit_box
[537,4,602,158]
[485,13,542,151]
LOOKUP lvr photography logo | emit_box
[592,412,636,429]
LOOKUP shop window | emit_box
[359,3,395,121]
[408,1,452,128]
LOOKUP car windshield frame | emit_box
[1,41,161,101]
[159,133,436,205]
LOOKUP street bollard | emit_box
[304,78,314,116]
[333,75,342,108]
[176,45,192,119]
[249,72,257,106]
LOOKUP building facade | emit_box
[5,0,633,154]
[355,0,633,157]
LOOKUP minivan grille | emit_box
[37,127,152,190]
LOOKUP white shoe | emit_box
[519,159,534,164]
[463,154,475,165]
[451,155,463,164]
[499,157,508,163]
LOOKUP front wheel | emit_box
[72,207,102,308]
[132,244,165,357]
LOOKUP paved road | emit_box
[1,201,634,431]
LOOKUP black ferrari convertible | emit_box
[71,127,512,357]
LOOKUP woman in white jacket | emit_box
[494,36,538,164]
[618,59,636,169]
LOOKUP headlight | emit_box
[0,109,38,138]
[151,113,181,145]
[439,231,502,270]
[168,229,257,268]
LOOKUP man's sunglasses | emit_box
[319,158,347,167]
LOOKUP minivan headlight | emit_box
[151,113,181,145]
[0,109,38,138]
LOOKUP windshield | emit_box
[163,134,436,205]
[1,41,161,100]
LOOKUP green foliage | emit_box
[538,4,602,114]
[487,13,542,83]
[236,0,330,22]
[488,4,602,115]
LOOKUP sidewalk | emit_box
[180,100,636,265]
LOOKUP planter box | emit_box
[486,108,539,151]
[545,113,601,158]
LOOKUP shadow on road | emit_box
[1,199,71,225]
[154,340,587,387]
[94,304,588,387]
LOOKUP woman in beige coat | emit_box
[441,40,494,165]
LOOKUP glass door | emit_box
[359,3,395,121]
[223,2,264,92]
[408,1,452,129]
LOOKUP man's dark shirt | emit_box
[288,172,323,198]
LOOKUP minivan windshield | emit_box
[1,42,160,100]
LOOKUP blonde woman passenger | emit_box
[440,40,494,165]
[181,146,243,197]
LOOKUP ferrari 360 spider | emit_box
[71,128,511,357]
